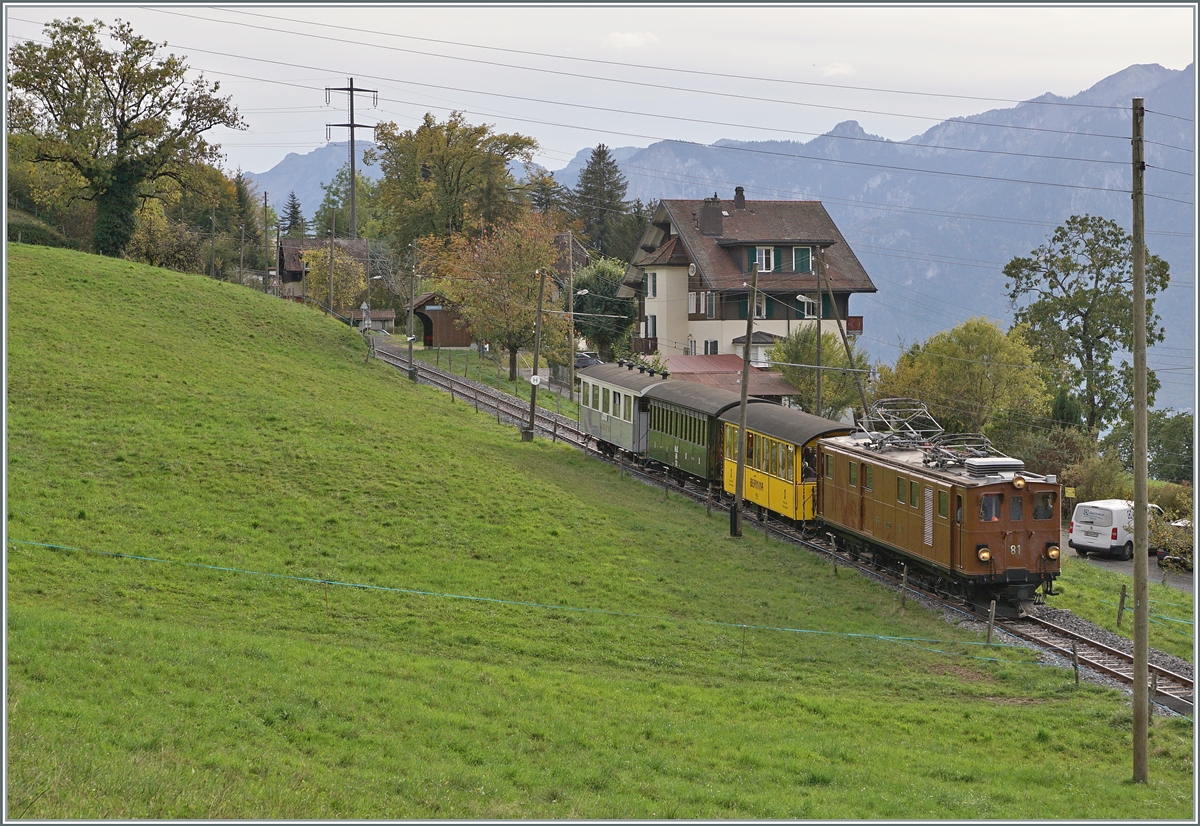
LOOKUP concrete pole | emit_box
[731,263,759,537]
[1131,96,1149,783]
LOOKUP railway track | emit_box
[376,345,1194,716]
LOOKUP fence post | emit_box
[1117,583,1127,627]
[986,600,997,645]
[1072,640,1080,686]
[900,564,908,608]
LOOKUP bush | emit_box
[1062,454,1129,503]
[7,214,80,250]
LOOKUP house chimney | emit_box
[734,186,746,210]
[698,194,723,236]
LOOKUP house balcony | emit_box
[632,336,658,354]
[846,316,863,335]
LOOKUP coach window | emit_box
[1010,495,1023,521]
[910,480,920,508]
[979,493,1001,522]
[938,490,949,519]
[592,383,599,410]
[897,476,906,503]
[1032,491,1057,520]
[848,461,858,488]
[602,387,610,414]
[581,381,589,407]
[624,395,633,422]
[785,445,795,482]
[863,464,873,491]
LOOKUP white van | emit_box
[1068,499,1164,559]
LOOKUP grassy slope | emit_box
[5,245,1193,819]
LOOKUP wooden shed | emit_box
[412,292,472,348]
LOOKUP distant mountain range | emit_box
[245,64,1194,410]
[244,141,382,219]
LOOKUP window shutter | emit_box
[738,294,748,319]
[821,293,831,319]
[764,293,774,318]
[774,247,783,272]
[795,247,810,272]
[747,247,755,271]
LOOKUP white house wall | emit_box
[642,266,690,355]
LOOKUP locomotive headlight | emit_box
[1012,475,1027,490]
[977,548,992,562]
[1046,545,1060,560]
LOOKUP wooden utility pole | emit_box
[524,268,548,442]
[328,208,336,317]
[817,242,871,423]
[814,247,824,417]
[325,78,378,239]
[261,191,270,293]
[408,245,418,381]
[1131,96,1149,783]
[731,263,759,537]
[567,231,576,403]
[210,206,217,279]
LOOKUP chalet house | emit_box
[347,307,397,334]
[620,188,876,366]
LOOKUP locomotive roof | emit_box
[719,403,851,446]
[577,362,668,393]
[820,433,1055,486]
[644,382,769,417]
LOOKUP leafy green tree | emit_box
[372,112,537,249]
[7,17,244,257]
[126,200,204,273]
[300,245,367,313]
[281,191,308,238]
[871,318,1049,435]
[427,212,569,381]
[570,144,633,259]
[1004,214,1169,432]
[1101,409,1194,484]
[527,168,570,215]
[572,258,638,361]
[312,163,381,239]
[771,325,871,420]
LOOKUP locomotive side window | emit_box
[938,490,949,519]
[956,495,963,524]
[862,465,873,491]
[1032,492,1056,520]
[910,480,919,508]
[897,477,906,503]
[824,454,834,479]
[1010,496,1023,521]
[979,493,1001,522]
[848,461,858,488]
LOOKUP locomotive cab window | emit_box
[979,493,1001,522]
[897,477,906,503]
[848,461,858,488]
[824,454,833,479]
[1032,492,1057,520]
[1010,495,1023,521]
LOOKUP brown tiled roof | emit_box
[632,236,692,268]
[663,354,797,397]
[626,197,876,295]
[348,308,397,321]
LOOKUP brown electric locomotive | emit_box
[814,404,1061,616]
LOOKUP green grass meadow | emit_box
[5,245,1194,818]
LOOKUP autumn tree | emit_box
[371,111,537,249]
[871,317,1050,435]
[572,257,638,361]
[426,212,569,380]
[771,325,871,420]
[7,17,244,257]
[301,244,367,314]
[312,163,382,239]
[1004,214,1169,432]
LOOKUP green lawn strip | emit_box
[1052,557,1194,663]
[6,245,1195,818]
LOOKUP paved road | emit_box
[1063,528,1193,594]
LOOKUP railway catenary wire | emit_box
[374,344,1194,717]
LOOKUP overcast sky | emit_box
[6,3,1196,176]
